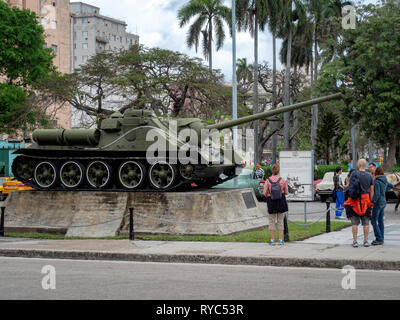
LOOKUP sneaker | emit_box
[352,241,359,248]
[364,241,370,247]
[371,240,384,246]
[278,240,284,246]
[269,240,276,246]
[335,216,346,220]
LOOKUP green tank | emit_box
[12,93,343,191]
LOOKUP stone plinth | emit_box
[4,189,267,237]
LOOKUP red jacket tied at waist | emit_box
[344,194,373,217]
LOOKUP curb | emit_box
[0,248,399,271]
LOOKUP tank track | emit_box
[12,155,235,192]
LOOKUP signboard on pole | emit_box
[279,151,314,201]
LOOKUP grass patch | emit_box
[5,221,350,242]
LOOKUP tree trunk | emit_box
[386,134,398,170]
[311,31,318,152]
[253,14,259,165]
[208,20,212,70]
[284,25,292,150]
[293,67,298,150]
[271,33,278,164]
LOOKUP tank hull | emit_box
[12,149,240,192]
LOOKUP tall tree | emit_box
[279,0,306,150]
[236,0,267,164]
[0,1,54,134]
[260,0,281,162]
[177,0,231,70]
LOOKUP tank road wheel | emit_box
[118,161,146,190]
[86,161,112,189]
[12,156,35,181]
[149,162,178,190]
[179,164,195,180]
[60,161,85,189]
[34,161,59,189]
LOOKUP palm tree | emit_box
[279,19,313,150]
[177,0,231,70]
[235,0,267,164]
[304,0,352,150]
[259,0,281,162]
[236,58,253,84]
[279,0,306,150]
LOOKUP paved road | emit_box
[0,257,399,300]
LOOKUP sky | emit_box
[78,0,380,83]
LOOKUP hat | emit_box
[256,164,261,168]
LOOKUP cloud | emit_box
[77,0,283,81]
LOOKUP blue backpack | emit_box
[346,172,361,200]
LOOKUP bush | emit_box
[314,164,348,180]
[392,166,400,173]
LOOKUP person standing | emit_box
[368,163,377,179]
[344,159,374,248]
[333,166,345,220]
[263,164,289,246]
[371,167,394,246]
[255,165,265,179]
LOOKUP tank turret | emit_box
[12,93,343,191]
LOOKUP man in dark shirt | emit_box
[347,159,374,248]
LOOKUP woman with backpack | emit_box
[371,167,394,246]
[263,164,289,246]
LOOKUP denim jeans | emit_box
[335,191,345,217]
[372,204,385,243]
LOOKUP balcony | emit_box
[96,36,109,43]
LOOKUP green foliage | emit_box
[317,0,400,168]
[0,2,53,86]
[177,0,231,68]
[315,111,348,163]
[40,45,240,126]
[0,2,54,134]
[315,164,348,180]
[392,167,400,173]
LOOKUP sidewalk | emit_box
[0,233,399,271]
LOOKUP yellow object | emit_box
[1,178,33,198]
[0,177,14,195]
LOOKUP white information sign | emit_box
[279,151,314,201]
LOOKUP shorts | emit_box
[350,215,370,226]
[269,213,285,231]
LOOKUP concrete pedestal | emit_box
[4,189,267,237]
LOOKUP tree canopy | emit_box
[0,2,54,135]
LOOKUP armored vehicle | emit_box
[12,93,343,191]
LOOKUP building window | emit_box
[74,56,77,61]
[74,43,76,49]
[51,45,57,56]
[51,20,57,29]
[113,35,116,41]
[41,18,46,27]
[52,0,56,7]
[82,31,88,37]
[82,55,88,63]
[82,18,88,24]
[120,36,122,43]
[82,43,88,49]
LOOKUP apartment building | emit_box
[4,0,72,129]
[70,2,139,71]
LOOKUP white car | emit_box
[316,172,349,202]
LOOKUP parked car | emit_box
[214,168,263,200]
[0,178,33,201]
[316,171,349,203]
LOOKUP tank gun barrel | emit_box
[205,93,343,131]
